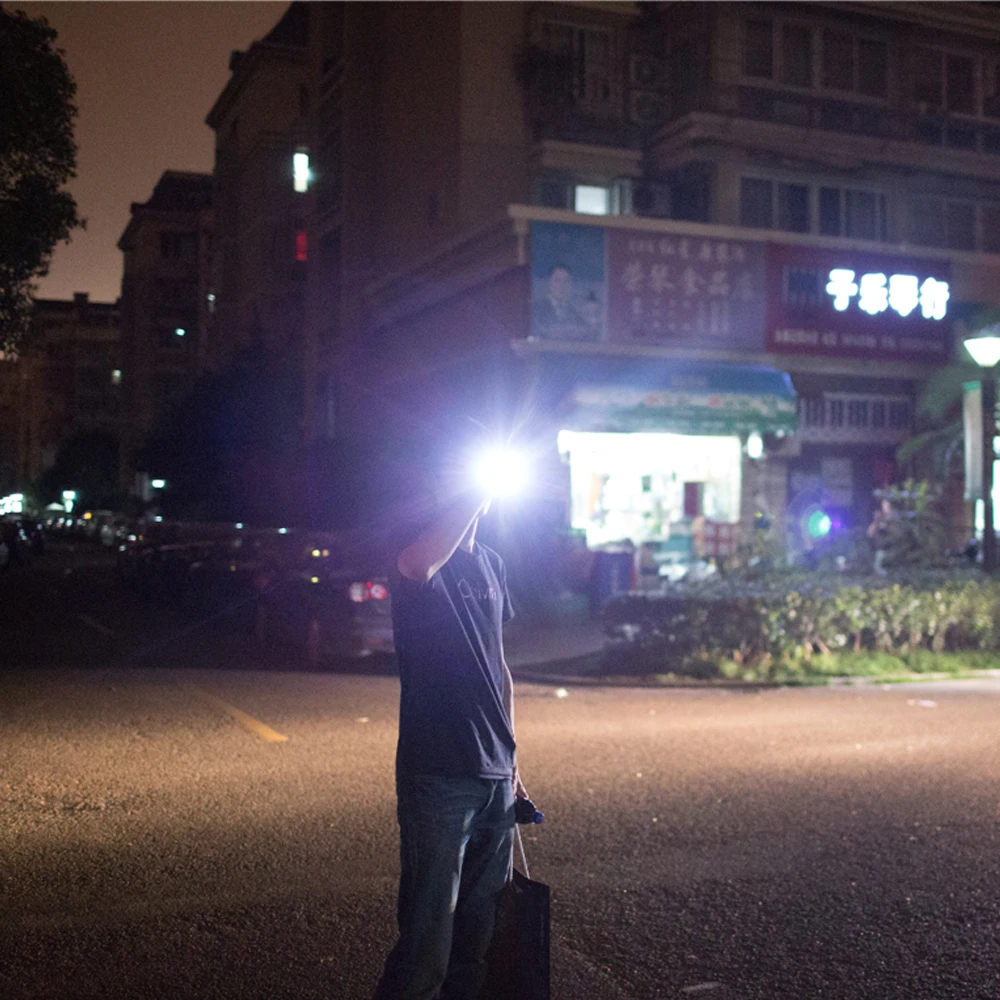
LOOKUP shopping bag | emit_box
[485,834,550,1000]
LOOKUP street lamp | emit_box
[963,333,1000,572]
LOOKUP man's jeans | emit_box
[373,775,514,1000]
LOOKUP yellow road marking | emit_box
[185,685,289,743]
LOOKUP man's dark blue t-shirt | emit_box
[392,541,516,780]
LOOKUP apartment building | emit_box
[298,2,1000,556]
[205,1,311,364]
[117,171,214,481]
[0,293,120,494]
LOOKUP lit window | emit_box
[111,369,122,385]
[293,151,310,193]
[174,327,186,338]
[574,185,609,215]
[206,292,216,314]
[296,230,308,262]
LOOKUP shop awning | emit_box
[540,357,797,436]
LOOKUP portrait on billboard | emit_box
[530,222,606,342]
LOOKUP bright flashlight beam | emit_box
[475,449,527,498]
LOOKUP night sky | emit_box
[14,1,288,304]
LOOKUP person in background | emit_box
[867,497,894,575]
[373,429,527,1000]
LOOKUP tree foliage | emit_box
[0,5,83,350]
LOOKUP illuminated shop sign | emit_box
[767,244,951,360]
[825,269,949,320]
[530,222,767,350]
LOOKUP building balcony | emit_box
[653,85,1000,180]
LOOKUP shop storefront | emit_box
[520,214,956,567]
[538,356,795,561]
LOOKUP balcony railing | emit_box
[672,84,1000,158]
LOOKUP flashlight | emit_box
[475,448,527,498]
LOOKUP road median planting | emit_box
[602,573,1000,684]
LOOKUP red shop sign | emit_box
[766,243,952,361]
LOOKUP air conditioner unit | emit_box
[630,181,671,219]
[763,432,802,458]
[629,53,666,89]
[628,90,667,126]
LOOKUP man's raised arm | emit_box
[397,492,489,583]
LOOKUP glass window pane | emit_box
[574,185,609,215]
[740,177,773,228]
[540,180,569,209]
[777,183,810,232]
[913,48,943,107]
[819,187,841,235]
[744,19,773,79]
[858,39,887,97]
[946,201,975,250]
[908,197,945,247]
[946,54,975,114]
[822,30,854,90]
[782,25,812,87]
[982,205,1000,253]
[845,190,877,240]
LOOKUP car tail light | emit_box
[349,581,388,602]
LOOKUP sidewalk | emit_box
[503,615,606,677]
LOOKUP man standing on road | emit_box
[373,450,527,1000]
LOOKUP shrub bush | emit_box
[602,573,1000,679]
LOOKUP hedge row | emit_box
[602,576,1000,678]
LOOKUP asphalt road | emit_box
[2,546,1000,999]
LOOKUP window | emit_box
[159,232,193,259]
[295,230,308,262]
[781,25,812,88]
[574,185,609,215]
[822,30,854,91]
[848,400,868,427]
[804,397,826,427]
[778,183,809,232]
[946,201,975,250]
[541,21,614,107]
[540,180,569,209]
[914,48,943,108]
[293,151,310,193]
[857,39,887,98]
[983,205,1000,253]
[819,186,842,236]
[845,190,878,241]
[744,178,886,240]
[947,54,975,114]
[871,402,886,428]
[110,369,122,386]
[908,197,945,247]
[909,197,983,250]
[889,402,911,430]
[157,323,190,349]
[744,19,773,79]
[740,177,773,228]
[985,60,1000,117]
[829,399,845,428]
[914,49,980,114]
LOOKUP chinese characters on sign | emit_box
[530,224,954,361]
[607,233,767,350]
[825,269,950,320]
[767,244,952,360]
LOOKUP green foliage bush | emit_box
[603,575,1000,679]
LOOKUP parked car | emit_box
[254,549,395,662]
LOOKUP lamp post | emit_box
[963,333,1000,573]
